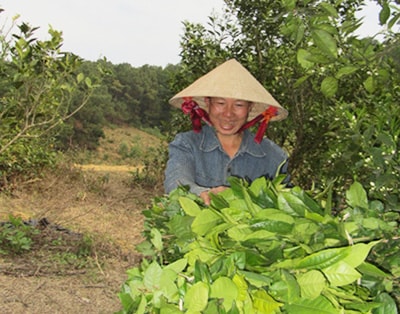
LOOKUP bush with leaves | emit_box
[0,215,40,255]
[116,177,399,313]
[0,12,94,186]
[174,0,400,211]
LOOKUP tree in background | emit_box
[172,2,400,303]
[0,12,95,186]
[175,0,400,207]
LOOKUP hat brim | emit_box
[169,59,288,121]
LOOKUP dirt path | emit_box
[0,163,163,313]
[74,164,144,173]
[0,266,126,314]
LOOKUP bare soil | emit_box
[0,127,164,314]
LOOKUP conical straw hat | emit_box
[169,59,288,121]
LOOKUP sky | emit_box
[0,0,391,68]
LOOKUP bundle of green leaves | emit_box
[117,176,398,314]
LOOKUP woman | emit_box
[164,59,289,205]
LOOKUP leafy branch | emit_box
[117,178,399,313]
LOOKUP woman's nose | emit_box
[222,104,235,116]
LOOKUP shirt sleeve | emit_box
[163,133,209,196]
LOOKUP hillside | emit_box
[0,126,166,313]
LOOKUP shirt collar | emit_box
[200,125,267,157]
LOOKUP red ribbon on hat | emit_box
[239,106,278,143]
[181,97,211,133]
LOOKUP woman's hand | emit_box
[200,186,228,205]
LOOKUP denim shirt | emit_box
[164,124,289,196]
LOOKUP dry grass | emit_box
[81,125,163,166]
[0,125,165,313]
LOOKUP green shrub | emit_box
[116,177,399,313]
[118,142,130,159]
[0,215,40,254]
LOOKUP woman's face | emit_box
[205,97,253,136]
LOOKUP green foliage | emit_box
[1,11,178,178]
[117,178,399,313]
[172,0,400,214]
[108,63,177,128]
[0,13,95,186]
[127,143,168,191]
[55,60,108,150]
[118,142,142,159]
[0,215,40,254]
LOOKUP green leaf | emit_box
[373,292,398,314]
[228,199,250,212]
[194,260,212,283]
[118,290,136,312]
[239,270,272,288]
[210,277,238,310]
[321,76,338,98]
[311,29,338,59]
[295,247,350,270]
[245,249,270,268]
[282,0,296,10]
[232,274,248,301]
[84,77,92,88]
[185,246,218,265]
[150,228,163,251]
[335,65,359,79]
[143,261,163,290]
[297,49,314,69]
[191,209,221,236]
[202,299,221,314]
[168,215,194,240]
[243,229,276,241]
[357,262,388,277]
[160,269,179,300]
[227,224,252,241]
[253,289,283,313]
[290,187,324,215]
[249,176,268,196]
[345,301,383,312]
[179,196,202,216]
[319,2,338,18]
[243,187,258,216]
[342,241,379,268]
[77,73,84,83]
[210,193,229,209]
[254,208,295,224]
[294,75,311,88]
[281,270,301,301]
[379,3,390,25]
[322,261,361,286]
[228,251,246,269]
[251,218,293,234]
[278,192,308,216]
[221,206,249,223]
[284,295,338,314]
[346,181,368,209]
[164,258,188,273]
[184,282,209,312]
[363,76,375,93]
[297,270,326,299]
[159,301,182,314]
[137,294,147,314]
